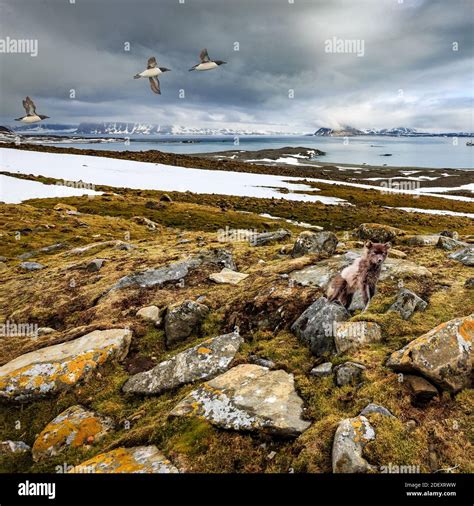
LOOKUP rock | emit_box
[17,243,67,260]
[86,258,106,272]
[169,364,310,436]
[0,440,31,455]
[114,242,136,251]
[132,216,160,230]
[436,236,467,251]
[123,332,242,395]
[0,256,7,262]
[19,261,45,271]
[334,362,366,386]
[164,300,210,346]
[32,405,114,461]
[67,240,123,256]
[209,267,249,285]
[0,329,131,401]
[310,362,333,377]
[289,250,432,289]
[291,231,338,258]
[160,194,173,202]
[37,327,56,336]
[360,403,395,418]
[250,229,291,247]
[353,223,404,243]
[334,321,382,354]
[69,446,178,473]
[111,249,235,291]
[449,248,474,266]
[291,297,350,356]
[387,248,407,259]
[248,355,275,369]
[404,375,439,404]
[387,314,473,393]
[136,305,161,325]
[332,416,375,473]
[404,235,440,246]
[465,278,474,289]
[388,288,428,320]
[439,230,459,240]
[54,203,77,213]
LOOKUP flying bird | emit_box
[15,97,49,123]
[134,57,171,95]
[189,48,227,71]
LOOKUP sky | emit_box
[0,0,473,132]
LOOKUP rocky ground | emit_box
[0,162,473,474]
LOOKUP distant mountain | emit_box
[313,125,473,137]
[12,123,77,133]
[314,126,364,137]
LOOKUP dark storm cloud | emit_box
[0,0,472,131]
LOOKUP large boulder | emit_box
[291,297,350,356]
[449,248,474,266]
[353,223,404,243]
[32,405,114,461]
[289,251,432,289]
[404,235,440,246]
[123,332,242,395]
[164,300,210,346]
[0,329,131,401]
[387,314,473,393]
[69,446,178,473]
[332,416,375,473]
[334,322,382,354]
[291,231,338,258]
[169,364,310,436]
[437,236,468,251]
[389,288,428,320]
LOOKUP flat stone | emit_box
[0,440,31,455]
[67,240,123,256]
[332,416,375,473]
[404,235,440,246]
[387,314,473,393]
[32,405,114,461]
[387,248,407,259]
[449,248,474,266]
[165,300,210,346]
[209,267,249,285]
[437,236,468,251]
[404,375,439,404]
[310,362,333,377]
[389,288,428,320]
[19,262,45,271]
[17,243,67,260]
[334,362,366,386]
[291,297,350,356]
[250,229,291,247]
[169,364,310,436]
[360,403,395,418]
[136,305,161,325]
[69,446,179,473]
[123,332,242,395]
[0,328,131,401]
[289,250,431,289]
[334,321,382,354]
[291,231,338,258]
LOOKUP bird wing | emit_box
[23,96,36,116]
[200,48,210,62]
[147,57,157,69]
[149,77,161,94]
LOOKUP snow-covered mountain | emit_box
[314,126,473,137]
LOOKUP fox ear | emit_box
[384,242,392,249]
[364,241,373,249]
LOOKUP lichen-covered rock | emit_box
[136,305,161,325]
[404,235,440,246]
[360,403,395,418]
[289,251,431,289]
[123,332,242,395]
[437,236,467,251]
[250,229,291,247]
[334,362,366,386]
[0,440,31,455]
[387,315,473,393]
[0,329,131,401]
[165,300,210,346]
[209,267,249,285]
[389,288,428,320]
[353,223,404,243]
[32,405,114,461]
[332,416,375,473]
[68,446,179,473]
[334,321,382,354]
[449,248,474,266]
[310,362,333,377]
[291,297,349,356]
[169,364,310,436]
[291,231,338,258]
